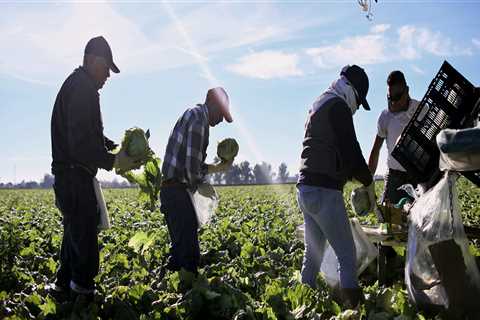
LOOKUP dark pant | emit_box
[380,169,417,285]
[53,168,99,291]
[160,185,199,273]
[382,169,418,205]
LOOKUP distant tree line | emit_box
[0,174,133,189]
[0,174,56,189]
[209,160,298,185]
[0,162,298,189]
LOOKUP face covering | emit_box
[311,76,359,115]
[387,85,407,110]
[388,92,409,112]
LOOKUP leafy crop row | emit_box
[0,180,479,319]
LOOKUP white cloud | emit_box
[473,38,480,50]
[411,65,426,75]
[153,3,293,56]
[227,51,303,79]
[1,3,474,84]
[0,2,176,82]
[370,24,390,34]
[0,2,309,83]
[306,34,387,69]
[397,26,419,59]
[398,25,472,59]
[306,24,472,70]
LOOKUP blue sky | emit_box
[1,0,480,183]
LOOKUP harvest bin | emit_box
[391,61,480,186]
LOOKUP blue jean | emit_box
[297,184,358,289]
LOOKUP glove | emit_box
[365,181,377,212]
[114,148,144,174]
[207,159,234,174]
[104,137,118,151]
[197,183,217,199]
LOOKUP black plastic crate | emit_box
[391,61,478,184]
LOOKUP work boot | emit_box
[70,290,95,304]
[330,285,343,304]
[70,281,95,304]
[46,282,70,303]
[341,287,364,309]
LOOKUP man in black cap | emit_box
[49,36,141,301]
[296,65,375,308]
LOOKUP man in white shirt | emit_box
[368,70,420,205]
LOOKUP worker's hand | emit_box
[197,183,217,199]
[365,181,377,212]
[217,159,234,172]
[114,148,144,174]
[207,159,234,174]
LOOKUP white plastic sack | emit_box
[188,183,219,226]
[296,218,378,288]
[405,172,480,309]
[437,127,480,172]
[93,177,111,230]
[436,127,480,154]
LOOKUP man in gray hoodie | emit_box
[297,65,375,307]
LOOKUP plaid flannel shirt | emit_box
[162,104,209,191]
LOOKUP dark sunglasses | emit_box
[388,88,406,102]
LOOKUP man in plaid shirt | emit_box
[160,87,233,273]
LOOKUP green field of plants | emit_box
[1,180,479,319]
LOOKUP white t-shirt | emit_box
[377,99,420,171]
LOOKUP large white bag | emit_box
[437,127,480,172]
[405,172,480,311]
[188,183,219,227]
[93,177,111,230]
[296,218,377,288]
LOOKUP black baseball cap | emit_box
[340,65,370,110]
[84,36,120,73]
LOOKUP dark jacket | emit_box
[51,67,116,176]
[298,97,372,190]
